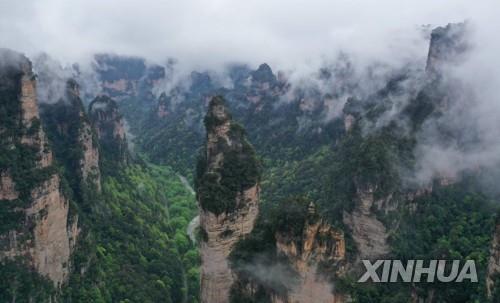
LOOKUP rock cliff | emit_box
[89,95,129,164]
[68,80,101,189]
[93,54,165,103]
[196,96,261,303]
[426,22,469,74]
[40,79,101,192]
[343,185,390,260]
[0,49,78,287]
[273,202,346,303]
[19,61,53,168]
[487,221,500,297]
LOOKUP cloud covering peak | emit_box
[1,0,498,70]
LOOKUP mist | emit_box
[2,0,500,189]
[1,0,492,71]
[413,20,500,187]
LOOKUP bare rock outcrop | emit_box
[89,95,129,164]
[200,185,260,303]
[0,171,19,200]
[273,202,346,303]
[197,96,261,303]
[19,63,53,168]
[487,222,500,297]
[1,175,78,286]
[0,50,78,287]
[79,119,101,189]
[42,79,102,191]
[343,185,390,260]
[26,175,78,284]
[426,22,469,74]
[67,80,101,190]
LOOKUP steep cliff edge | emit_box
[0,49,78,288]
[487,221,500,297]
[40,79,101,194]
[228,197,348,303]
[196,96,261,303]
[426,22,469,74]
[89,95,129,165]
[273,201,346,303]
[342,184,390,260]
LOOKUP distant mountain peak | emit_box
[204,95,232,129]
[251,63,276,83]
[426,22,469,73]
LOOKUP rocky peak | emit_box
[426,22,469,73]
[343,184,390,260]
[205,95,231,128]
[0,50,78,287]
[228,64,252,87]
[94,53,165,103]
[41,79,101,191]
[274,200,346,303]
[0,48,31,73]
[89,95,128,164]
[251,63,276,83]
[89,95,121,123]
[0,49,54,168]
[487,220,500,297]
[190,71,214,95]
[197,96,260,303]
[156,92,171,118]
[65,78,80,99]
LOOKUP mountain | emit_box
[0,49,79,300]
[186,22,498,302]
[196,96,260,303]
[0,50,199,303]
[1,20,499,303]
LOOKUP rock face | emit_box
[343,185,390,259]
[426,22,468,73]
[197,96,260,303]
[1,175,78,286]
[26,175,78,284]
[93,54,165,103]
[487,222,500,297]
[343,114,355,132]
[0,49,78,286]
[0,171,19,200]
[67,80,101,190]
[273,202,346,303]
[19,62,54,168]
[79,114,101,188]
[40,79,102,191]
[89,95,129,164]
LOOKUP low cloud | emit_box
[1,0,492,72]
[413,26,500,186]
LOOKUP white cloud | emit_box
[1,0,497,71]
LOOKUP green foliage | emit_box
[0,66,60,234]
[40,100,88,203]
[272,196,310,238]
[196,119,261,215]
[0,259,55,303]
[89,95,130,167]
[390,184,495,302]
[338,184,496,302]
[203,96,231,129]
[64,163,200,303]
[229,197,318,302]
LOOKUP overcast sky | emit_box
[1,0,497,70]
